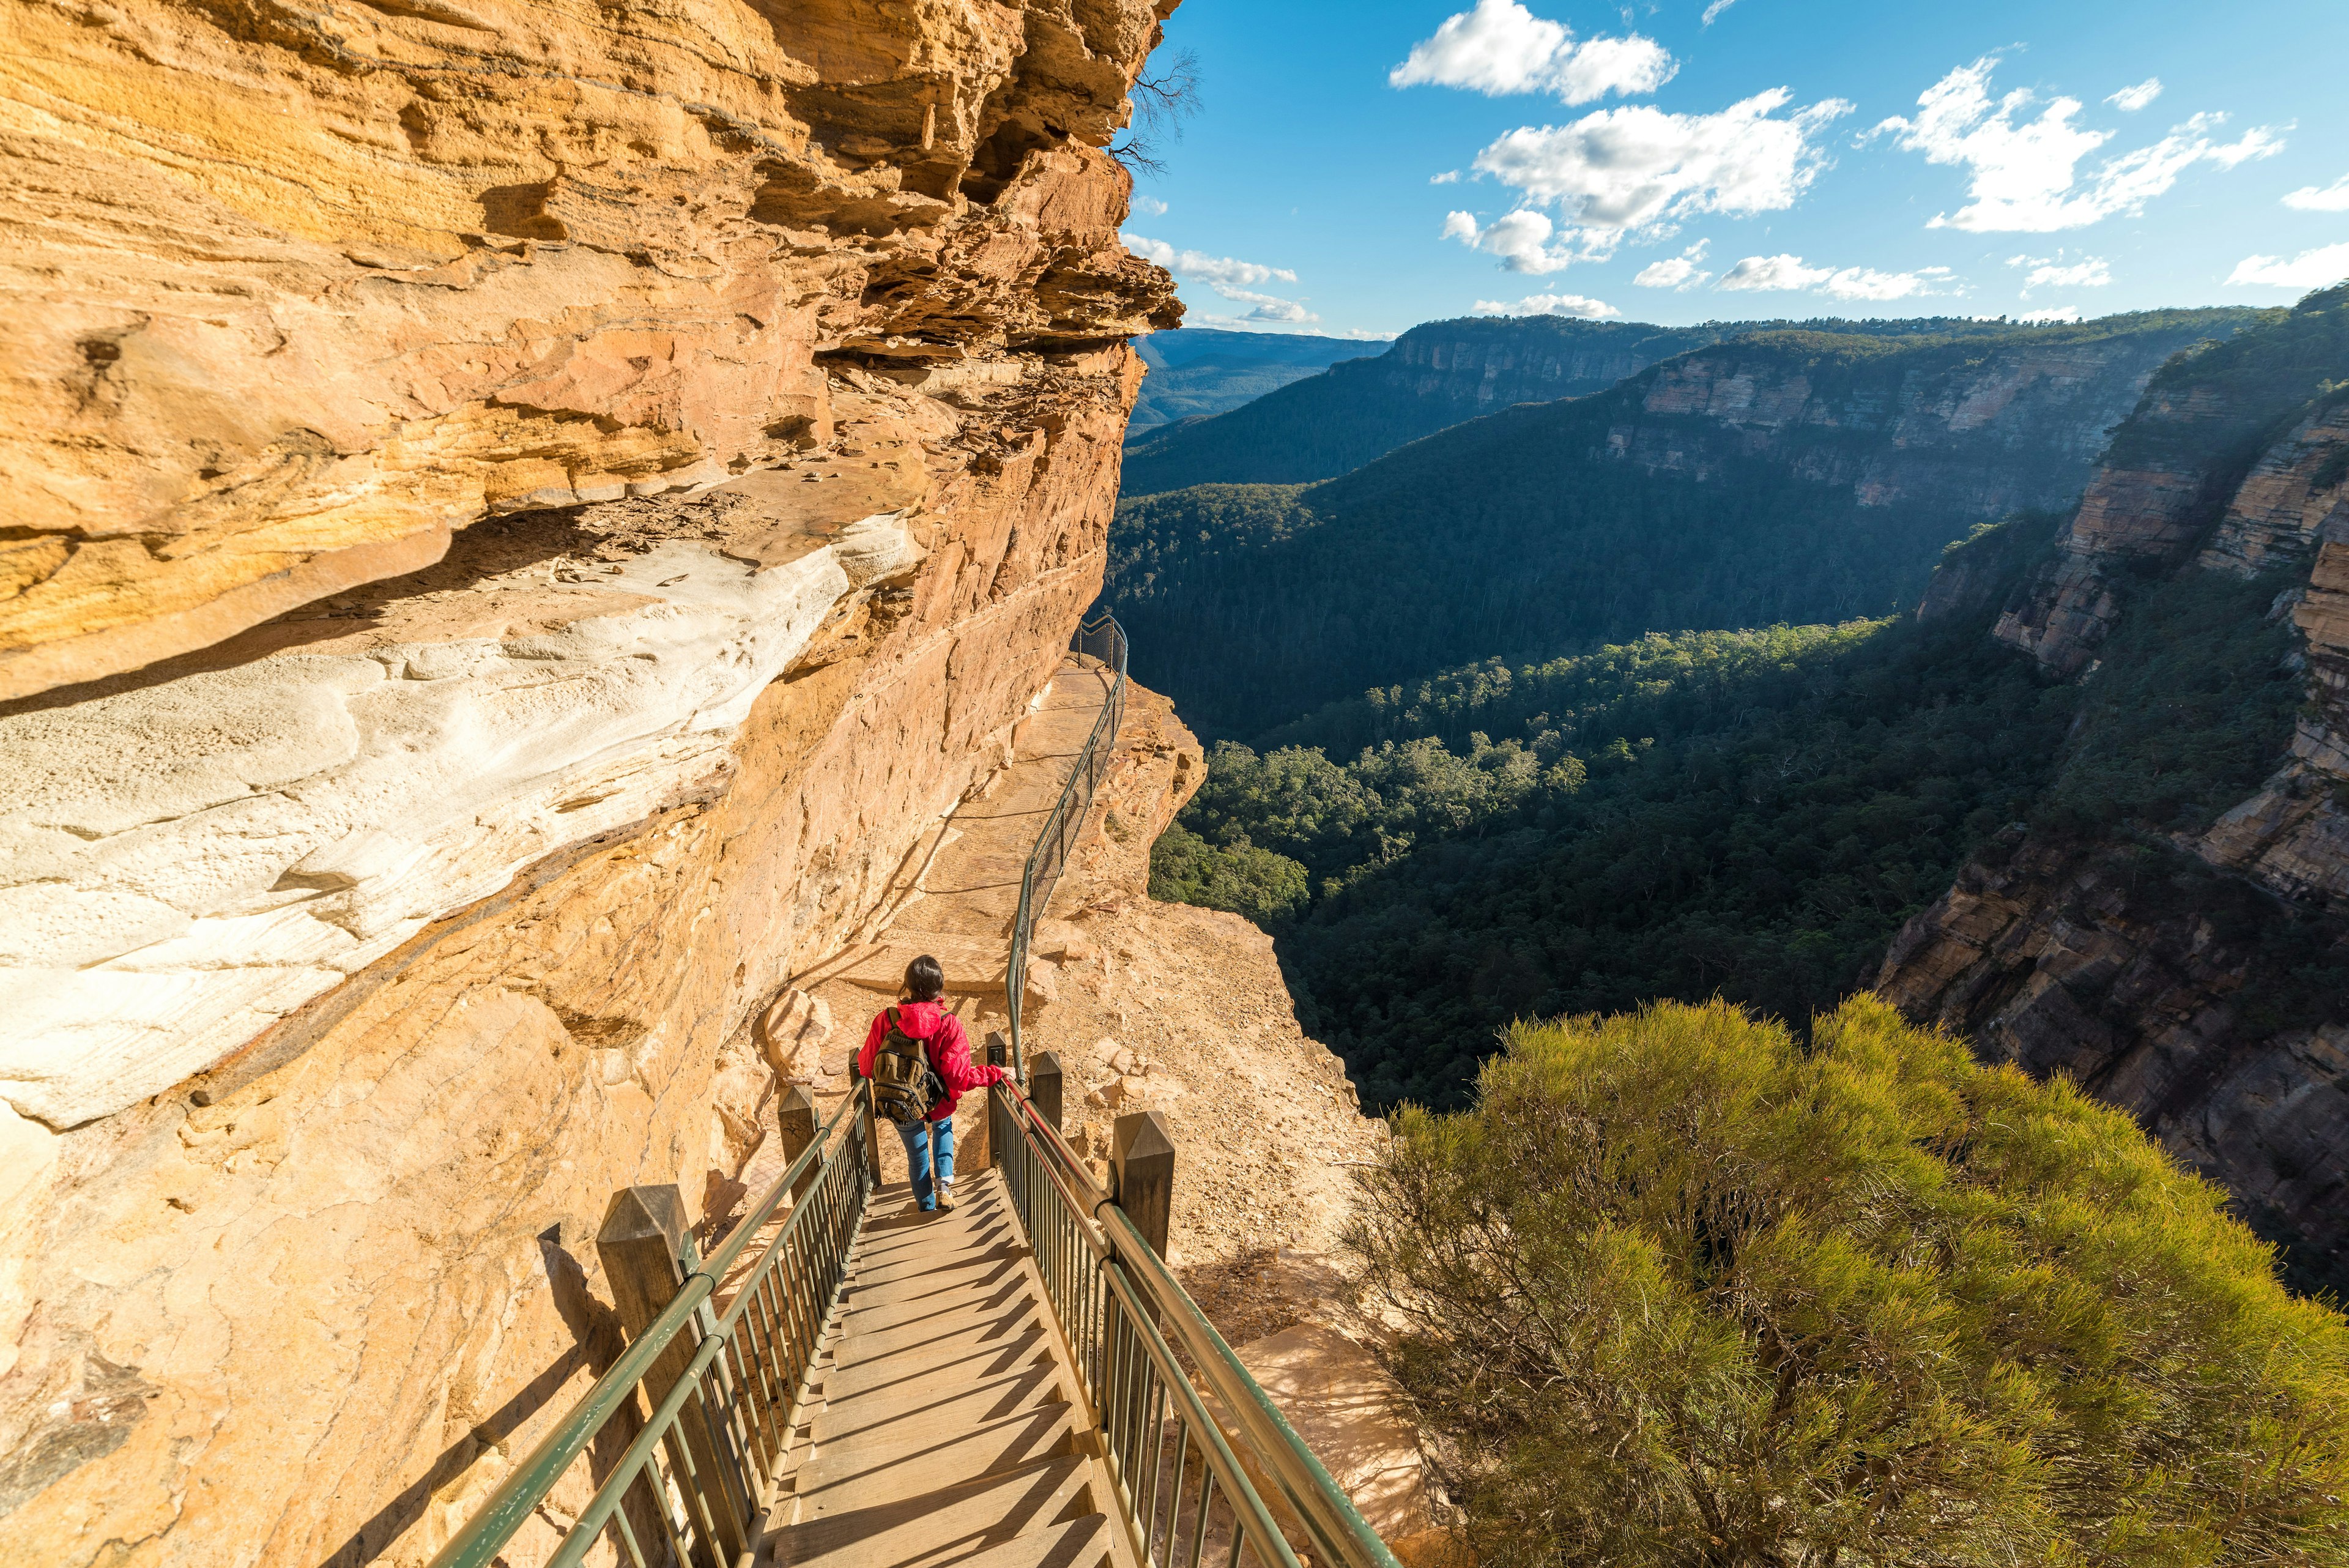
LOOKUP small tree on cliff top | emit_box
[1348,996,2349,1568]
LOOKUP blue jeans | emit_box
[897,1115,955,1210]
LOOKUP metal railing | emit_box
[988,1080,1403,1568]
[1005,611,1127,1077]
[426,1087,880,1568]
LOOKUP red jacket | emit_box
[856,1001,1004,1121]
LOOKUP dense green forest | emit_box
[2107,281,2349,472]
[1114,439,1923,741]
[1149,511,2310,1110]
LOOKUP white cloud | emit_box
[1122,234,1297,287]
[1132,196,1168,217]
[1634,240,1712,289]
[2006,251,2112,292]
[2017,306,2082,322]
[2107,78,2162,113]
[1443,208,1582,273]
[2284,174,2349,213]
[1876,58,2284,232]
[1389,0,1675,105]
[1717,253,1831,291]
[1121,233,1316,321]
[1468,89,1853,259]
[1213,286,1320,324]
[1431,170,1462,184]
[1718,253,1953,300]
[1819,267,1943,301]
[1189,314,1364,336]
[1472,291,1622,319]
[1701,0,1737,24]
[2228,242,2349,290]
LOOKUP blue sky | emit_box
[1124,0,2349,338]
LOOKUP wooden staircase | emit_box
[761,1170,1129,1568]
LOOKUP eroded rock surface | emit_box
[0,0,1182,1559]
[1610,327,2230,518]
[1882,295,2349,1293]
[0,0,1177,701]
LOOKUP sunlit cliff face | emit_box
[0,0,1183,1559]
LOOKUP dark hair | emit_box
[904,955,944,1001]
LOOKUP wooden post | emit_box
[775,1084,819,1202]
[1110,1110,1176,1259]
[594,1186,747,1568]
[1030,1052,1065,1133]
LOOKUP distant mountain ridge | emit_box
[1116,313,2175,499]
[1109,309,2267,738]
[1129,328,1375,436]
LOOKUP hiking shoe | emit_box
[935,1183,956,1214]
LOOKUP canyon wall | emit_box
[1118,315,1737,494]
[1606,319,2247,519]
[1367,316,1726,412]
[0,0,1180,1561]
[1881,286,2349,1291]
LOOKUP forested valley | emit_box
[1111,310,2258,737]
[1121,298,2340,1114]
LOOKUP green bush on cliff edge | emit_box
[1349,995,2349,1568]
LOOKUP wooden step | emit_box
[844,1242,1030,1302]
[792,1403,1083,1517]
[810,1364,1067,1451]
[835,1271,1034,1340]
[824,1315,1056,1403]
[766,1454,1100,1568]
[852,1207,1022,1271]
[766,1513,1115,1568]
[822,1307,1052,1401]
[834,1291,1045,1372]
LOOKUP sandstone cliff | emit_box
[1118,314,1740,495]
[1119,311,2259,500]
[1881,286,2349,1293]
[0,0,1185,1560]
[1605,318,2252,520]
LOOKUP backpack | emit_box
[870,1007,948,1127]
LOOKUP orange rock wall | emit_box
[0,0,1184,1559]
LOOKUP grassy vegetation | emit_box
[1350,995,2349,1568]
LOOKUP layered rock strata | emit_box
[1877,830,2349,1291]
[0,0,1181,1560]
[1608,323,2245,519]
[1882,311,2349,1289]
[1992,294,2344,677]
[1,0,1176,701]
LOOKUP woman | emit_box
[855,955,1005,1213]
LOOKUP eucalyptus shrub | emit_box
[1349,996,2349,1567]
